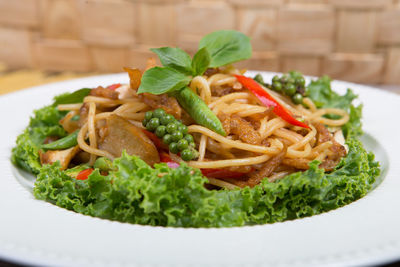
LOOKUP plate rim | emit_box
[1,71,400,267]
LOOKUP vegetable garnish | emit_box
[41,130,79,150]
[138,30,252,135]
[107,83,122,90]
[76,168,93,180]
[142,108,198,161]
[235,75,310,129]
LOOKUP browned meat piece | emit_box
[218,113,261,145]
[320,142,347,171]
[282,158,310,170]
[139,93,182,119]
[204,68,219,77]
[218,112,231,135]
[211,86,234,97]
[90,86,119,100]
[98,114,159,165]
[230,115,261,145]
[39,145,80,170]
[245,147,287,187]
[314,122,331,144]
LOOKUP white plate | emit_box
[0,72,399,267]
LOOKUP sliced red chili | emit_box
[76,168,93,180]
[234,75,310,129]
[107,83,121,90]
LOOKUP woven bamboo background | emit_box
[1,0,400,84]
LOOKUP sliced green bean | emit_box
[173,87,226,136]
[41,130,79,150]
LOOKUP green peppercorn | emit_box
[142,118,149,127]
[177,139,189,151]
[171,131,183,142]
[184,134,194,143]
[160,114,174,125]
[163,134,173,145]
[284,84,296,96]
[181,149,193,161]
[166,122,178,134]
[272,81,282,92]
[280,75,289,84]
[153,108,166,119]
[145,111,153,121]
[287,78,295,85]
[272,75,280,83]
[155,125,166,137]
[292,93,303,105]
[169,142,179,154]
[254,74,264,84]
[295,77,305,87]
[178,124,188,134]
[146,118,160,131]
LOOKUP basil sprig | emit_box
[137,30,252,95]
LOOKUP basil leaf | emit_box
[191,47,211,76]
[150,47,193,75]
[53,88,91,106]
[199,30,252,68]
[138,67,191,95]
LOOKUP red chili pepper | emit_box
[234,75,310,129]
[142,129,162,149]
[76,168,93,180]
[159,151,180,169]
[107,83,121,90]
[201,168,247,179]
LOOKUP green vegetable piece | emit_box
[272,75,280,83]
[166,122,178,134]
[171,131,183,142]
[284,84,296,96]
[145,111,153,121]
[155,125,167,138]
[163,134,173,145]
[292,93,303,105]
[180,149,193,161]
[41,130,79,150]
[150,47,193,75]
[191,47,211,76]
[137,66,191,95]
[146,118,160,131]
[272,81,282,92]
[174,87,226,136]
[142,118,149,127]
[184,134,194,143]
[177,139,189,151]
[53,88,91,106]
[153,108,166,119]
[287,78,295,85]
[169,142,179,154]
[178,124,188,134]
[160,114,174,125]
[280,75,289,84]
[199,30,252,68]
[253,74,264,85]
[94,157,113,171]
[295,77,306,87]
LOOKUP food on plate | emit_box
[12,30,380,227]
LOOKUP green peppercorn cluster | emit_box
[254,71,308,105]
[143,108,198,161]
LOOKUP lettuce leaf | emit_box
[13,77,381,227]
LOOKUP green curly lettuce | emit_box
[12,77,380,227]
